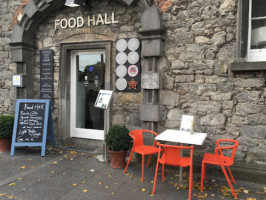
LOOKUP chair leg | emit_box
[221,165,237,199]
[200,162,205,192]
[142,155,145,182]
[162,164,165,182]
[124,149,134,173]
[146,154,152,167]
[188,165,193,200]
[152,159,160,194]
[226,166,236,184]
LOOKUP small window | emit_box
[248,0,266,61]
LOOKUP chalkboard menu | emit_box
[15,102,46,143]
[40,50,54,104]
[10,99,55,157]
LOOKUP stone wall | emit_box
[0,0,265,171]
[0,0,22,114]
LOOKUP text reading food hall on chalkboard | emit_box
[10,99,55,157]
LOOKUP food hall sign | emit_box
[55,12,118,29]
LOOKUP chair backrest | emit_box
[215,139,239,166]
[157,142,194,166]
[129,130,158,147]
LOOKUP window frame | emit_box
[247,0,266,62]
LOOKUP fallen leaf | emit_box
[73,183,77,186]
[18,178,24,180]
[247,198,256,200]
[8,195,15,199]
[53,161,58,164]
[105,186,109,189]
[0,193,7,197]
[130,174,134,180]
[82,181,86,184]
[83,190,88,193]
[142,188,146,192]
[19,166,26,169]
[211,194,215,197]
[244,189,249,194]
[150,180,154,184]
[89,169,95,172]
[9,183,16,187]
[98,182,102,185]
[108,174,112,178]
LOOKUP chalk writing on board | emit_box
[15,103,46,143]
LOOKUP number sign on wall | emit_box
[10,99,55,157]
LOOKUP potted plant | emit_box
[0,115,14,151]
[105,124,132,168]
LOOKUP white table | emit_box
[155,129,207,184]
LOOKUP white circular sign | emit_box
[116,78,127,91]
[128,51,139,64]
[116,52,127,65]
[128,65,138,77]
[116,65,127,78]
[116,39,128,52]
[128,38,140,51]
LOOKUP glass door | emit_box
[71,50,105,140]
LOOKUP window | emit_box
[248,0,266,62]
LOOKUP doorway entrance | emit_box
[70,50,105,140]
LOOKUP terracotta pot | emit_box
[107,149,128,169]
[0,138,11,152]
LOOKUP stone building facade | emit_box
[0,0,265,182]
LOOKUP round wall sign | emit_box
[128,65,138,77]
[116,65,127,78]
[116,52,127,65]
[116,39,128,52]
[128,51,139,64]
[116,78,127,91]
[128,38,140,51]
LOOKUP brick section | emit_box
[9,0,30,30]
[153,0,172,12]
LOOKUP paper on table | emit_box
[180,115,194,132]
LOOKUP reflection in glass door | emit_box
[71,51,105,140]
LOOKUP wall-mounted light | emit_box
[64,0,83,7]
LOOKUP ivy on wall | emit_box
[9,0,30,30]
[153,0,172,12]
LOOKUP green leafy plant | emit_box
[0,115,14,138]
[105,124,132,151]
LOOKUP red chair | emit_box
[124,130,160,182]
[152,142,194,200]
[200,139,239,199]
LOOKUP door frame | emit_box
[70,50,106,140]
[59,41,112,141]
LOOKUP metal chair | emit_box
[200,139,239,199]
[124,129,160,182]
[152,142,194,200]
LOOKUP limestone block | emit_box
[23,0,38,18]
[141,73,160,89]
[191,101,222,114]
[141,38,163,57]
[210,92,232,101]
[200,113,226,126]
[140,104,160,122]
[234,78,265,88]
[248,114,266,125]
[160,90,179,106]
[241,126,266,139]
[235,91,261,103]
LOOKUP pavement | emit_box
[0,146,265,200]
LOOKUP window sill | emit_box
[231,61,266,71]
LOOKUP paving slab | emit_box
[0,146,265,200]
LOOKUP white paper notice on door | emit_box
[180,115,194,132]
[94,90,113,109]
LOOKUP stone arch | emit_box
[10,0,164,131]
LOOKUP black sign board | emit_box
[40,50,54,105]
[10,99,55,157]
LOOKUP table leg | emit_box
[180,148,183,184]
